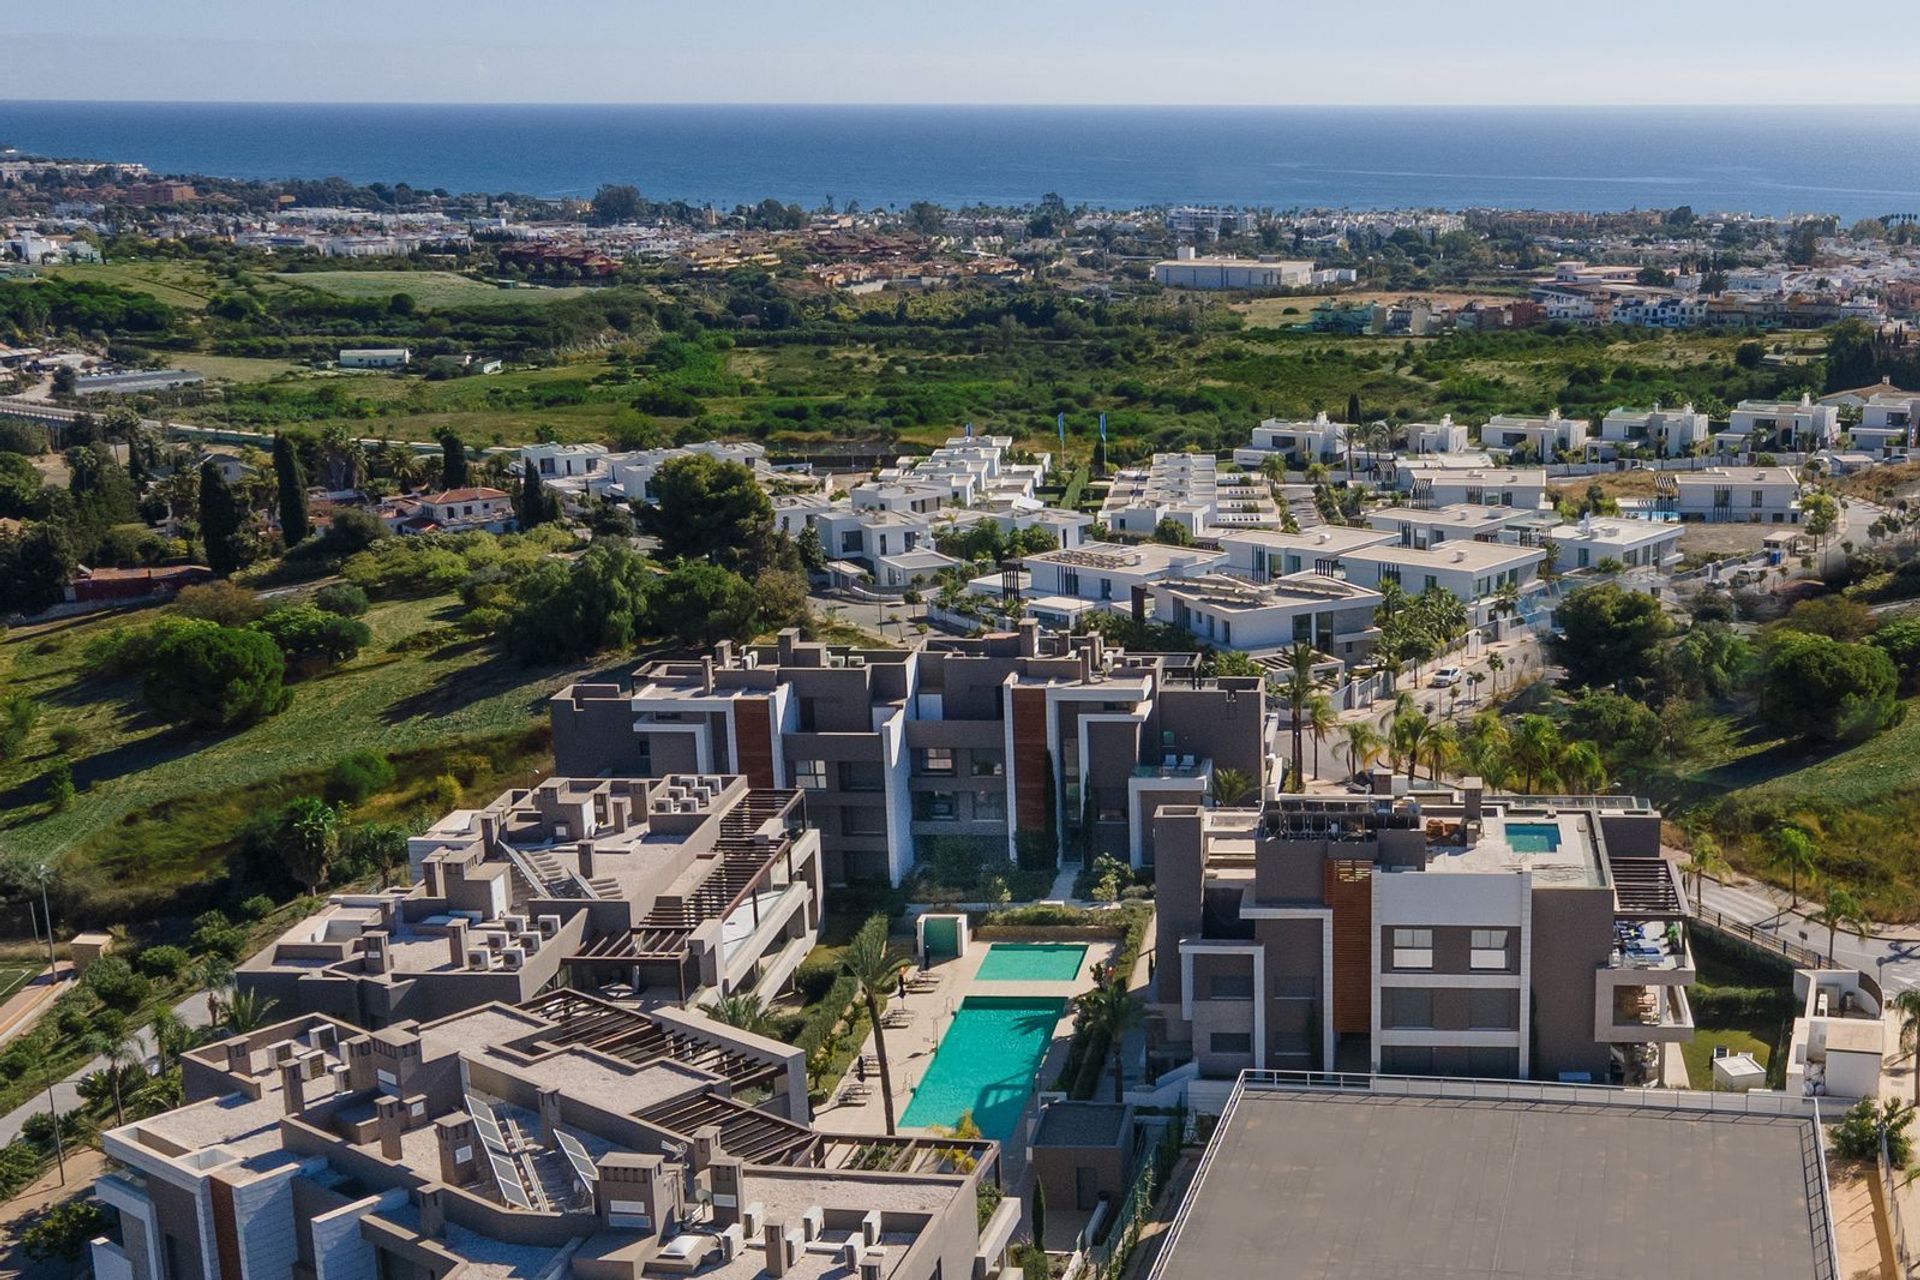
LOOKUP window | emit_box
[1380,566,1401,586]
[1383,987,1433,1029]
[1751,489,1764,508]
[839,761,884,793]
[793,759,827,790]
[918,747,955,775]
[843,808,887,837]
[974,791,1006,822]
[1392,928,1433,970]
[1209,973,1254,1000]
[1470,929,1510,970]
[840,530,863,554]
[914,791,958,821]
[970,749,1004,777]
[1468,988,1519,1030]
[1209,1032,1252,1055]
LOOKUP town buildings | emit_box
[1727,394,1841,451]
[1152,250,1313,290]
[1392,464,1549,511]
[237,776,822,1023]
[549,625,1267,883]
[1594,403,1712,458]
[1097,454,1280,538]
[1150,783,1691,1083]
[92,998,1008,1280]
[1667,466,1804,523]
[1479,410,1588,459]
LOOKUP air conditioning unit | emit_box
[501,947,526,971]
[467,949,492,971]
[718,1224,743,1261]
[504,914,527,935]
[537,914,561,938]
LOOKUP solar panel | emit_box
[466,1093,509,1153]
[490,1151,535,1210]
[555,1129,598,1191]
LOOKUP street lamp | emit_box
[29,861,53,970]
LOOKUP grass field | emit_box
[275,270,599,308]
[44,260,276,312]
[0,595,629,920]
[171,352,311,383]
[0,966,34,1005]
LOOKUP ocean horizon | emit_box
[4,101,1920,220]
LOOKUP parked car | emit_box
[1430,665,1464,688]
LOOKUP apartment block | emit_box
[1404,415,1473,456]
[1500,512,1684,575]
[1150,784,1690,1084]
[1854,391,1918,456]
[1362,503,1524,551]
[1729,394,1840,450]
[1098,453,1280,538]
[1336,540,1545,625]
[1667,465,1803,523]
[549,625,1267,884]
[237,777,821,1025]
[93,997,1008,1280]
[1231,413,1352,468]
[1480,410,1589,458]
[1392,463,1549,511]
[1150,572,1381,657]
[1595,403,1712,458]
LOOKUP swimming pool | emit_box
[975,942,1088,982]
[1506,822,1563,853]
[898,996,1066,1142]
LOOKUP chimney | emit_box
[364,931,390,975]
[764,1221,798,1278]
[1462,777,1484,825]
[713,639,734,669]
[1017,617,1040,658]
[279,1059,308,1115]
[578,844,595,879]
[777,628,800,665]
[702,657,715,695]
[376,1095,406,1160]
[1130,584,1148,628]
[435,1116,479,1187]
[537,1086,563,1144]
[226,1040,257,1077]
[447,918,470,969]
[708,1155,745,1228]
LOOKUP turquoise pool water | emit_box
[898,996,1066,1142]
[1506,822,1563,853]
[975,942,1088,982]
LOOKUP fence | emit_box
[1881,1118,1913,1277]
[1691,904,1840,975]
[1071,1113,1184,1280]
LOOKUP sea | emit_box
[5,102,1920,221]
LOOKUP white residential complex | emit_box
[1594,404,1712,458]
[1669,466,1805,524]
[1098,453,1280,538]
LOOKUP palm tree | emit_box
[1679,835,1729,909]
[1510,715,1563,793]
[1343,722,1384,783]
[1280,643,1318,793]
[222,989,278,1035]
[840,921,907,1134]
[86,1016,142,1126]
[1306,693,1337,783]
[1422,722,1461,783]
[1558,740,1607,794]
[1463,712,1511,787]
[1892,989,1920,1104]
[1074,967,1146,1103]
[1211,767,1256,806]
[708,993,775,1036]
[1392,709,1431,787]
[1811,881,1872,963]
[1767,824,1817,910]
[1486,653,1506,696]
[148,1010,200,1074]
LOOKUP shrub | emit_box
[326,749,395,803]
[254,604,372,669]
[133,944,192,979]
[84,615,218,678]
[82,954,151,1013]
[143,626,291,729]
[44,761,74,812]
[1832,1097,1915,1166]
[312,582,370,616]
[174,580,268,627]
[190,910,249,960]
[239,894,276,921]
[49,723,83,754]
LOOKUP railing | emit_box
[1233,1067,1819,1117]
[1882,1113,1912,1276]
[1810,1097,1842,1280]
[1692,906,1831,971]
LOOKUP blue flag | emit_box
[1098,413,1107,443]
[1057,412,1065,442]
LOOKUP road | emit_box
[0,989,213,1146]
[1696,874,1920,994]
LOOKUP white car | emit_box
[1429,665,1464,688]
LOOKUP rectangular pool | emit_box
[975,942,1088,982]
[1506,822,1562,854]
[898,996,1066,1143]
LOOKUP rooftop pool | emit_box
[975,942,1088,982]
[898,996,1066,1142]
[1505,821,1563,854]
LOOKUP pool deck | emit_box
[816,930,1123,1188]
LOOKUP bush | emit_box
[1832,1097,1915,1166]
[190,910,249,960]
[133,944,192,979]
[312,582,370,616]
[49,723,83,754]
[327,749,396,803]
[84,615,218,678]
[239,894,276,920]
[82,954,151,1013]
[254,604,372,670]
[174,579,268,627]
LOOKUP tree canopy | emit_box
[1551,582,1674,690]
[637,454,781,574]
[1758,631,1900,744]
[143,625,291,729]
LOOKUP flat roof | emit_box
[1340,540,1544,572]
[1156,1087,1826,1280]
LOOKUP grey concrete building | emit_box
[1151,779,1691,1083]
[92,995,1017,1280]
[549,624,1268,886]
[238,777,821,1027]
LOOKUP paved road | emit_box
[1696,874,1920,994]
[0,989,213,1146]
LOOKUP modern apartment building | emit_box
[1392,464,1549,511]
[1362,503,1524,551]
[1150,571,1381,657]
[1480,410,1589,458]
[1336,539,1546,625]
[237,777,822,1025]
[1667,465,1804,523]
[1500,512,1685,575]
[1149,783,1691,1084]
[1404,415,1473,456]
[549,626,1268,884]
[1098,454,1279,538]
[92,998,1009,1280]
[1595,403,1712,458]
[1231,413,1352,468]
[1853,391,1918,456]
[1729,395,1841,451]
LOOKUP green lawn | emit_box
[0,966,34,1004]
[0,595,628,919]
[171,352,312,383]
[43,260,240,311]
[274,270,599,308]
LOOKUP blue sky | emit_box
[9,0,1918,105]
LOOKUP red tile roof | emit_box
[421,487,508,504]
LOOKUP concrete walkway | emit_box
[1694,869,1920,994]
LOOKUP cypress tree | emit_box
[1347,392,1362,424]
[273,433,310,546]
[198,460,242,576]
[516,460,550,529]
[438,431,469,489]
[1030,1177,1046,1249]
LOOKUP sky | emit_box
[8,0,1920,106]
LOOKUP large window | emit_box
[792,759,827,791]
[974,791,1007,822]
[1469,929,1511,970]
[1209,1032,1252,1055]
[1383,988,1433,1029]
[1392,928,1433,970]
[839,761,884,793]
[842,808,887,837]
[970,749,1005,777]
[913,791,958,821]
[1468,988,1519,1030]
[1209,973,1254,1000]
[917,747,955,775]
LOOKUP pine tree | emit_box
[198,461,243,576]
[272,433,310,546]
[438,431,469,489]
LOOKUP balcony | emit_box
[1605,920,1695,983]
[1596,981,1693,1044]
